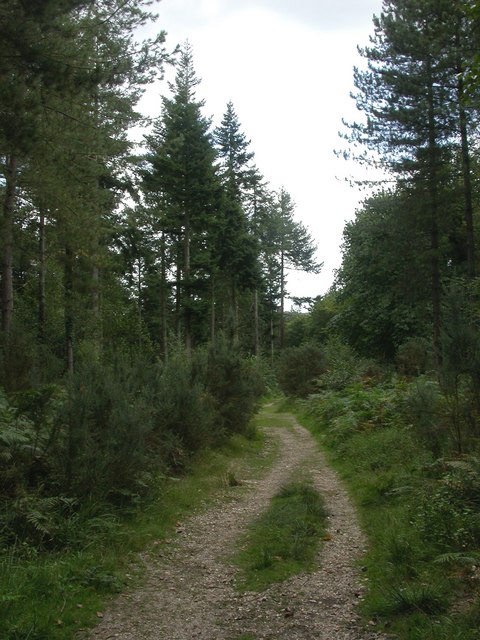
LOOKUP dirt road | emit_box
[83,410,388,640]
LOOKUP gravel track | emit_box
[83,412,389,640]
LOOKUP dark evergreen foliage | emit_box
[275,343,326,397]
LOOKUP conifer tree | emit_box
[0,0,87,335]
[446,0,479,279]
[259,188,321,353]
[244,167,273,355]
[344,0,472,357]
[143,43,221,353]
[1,0,170,374]
[213,102,258,345]
[214,101,255,202]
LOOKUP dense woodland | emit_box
[0,0,319,513]
[2,0,480,638]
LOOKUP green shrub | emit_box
[195,338,265,438]
[399,377,447,454]
[413,458,480,551]
[275,342,326,397]
[396,337,433,377]
[0,341,267,549]
[155,350,217,455]
[318,339,376,390]
[57,354,158,501]
[317,340,357,390]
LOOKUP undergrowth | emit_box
[0,429,269,640]
[0,342,268,638]
[295,378,480,640]
[235,480,328,592]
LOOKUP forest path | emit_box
[83,408,388,640]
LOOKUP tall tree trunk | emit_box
[160,231,168,360]
[91,67,103,356]
[254,288,260,356]
[210,274,216,344]
[455,42,475,278]
[92,262,102,356]
[2,155,18,335]
[175,240,181,340]
[183,214,191,356]
[64,245,75,375]
[137,257,142,349]
[279,249,285,349]
[231,284,239,346]
[38,207,46,343]
[430,212,441,361]
[426,63,442,363]
[270,307,274,365]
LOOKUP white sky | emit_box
[138,0,384,301]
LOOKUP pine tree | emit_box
[259,188,321,354]
[213,102,259,345]
[0,0,85,335]
[344,0,474,358]
[446,0,478,279]
[214,101,254,202]
[143,43,222,354]
[244,167,273,355]
[1,0,171,375]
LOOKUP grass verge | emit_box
[234,481,328,592]
[292,383,480,640]
[0,428,275,640]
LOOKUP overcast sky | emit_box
[139,0,384,301]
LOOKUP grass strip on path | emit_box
[235,481,328,592]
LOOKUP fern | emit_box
[25,509,52,538]
[0,389,35,453]
[442,457,480,471]
[10,495,79,545]
[434,551,480,566]
[0,425,30,449]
